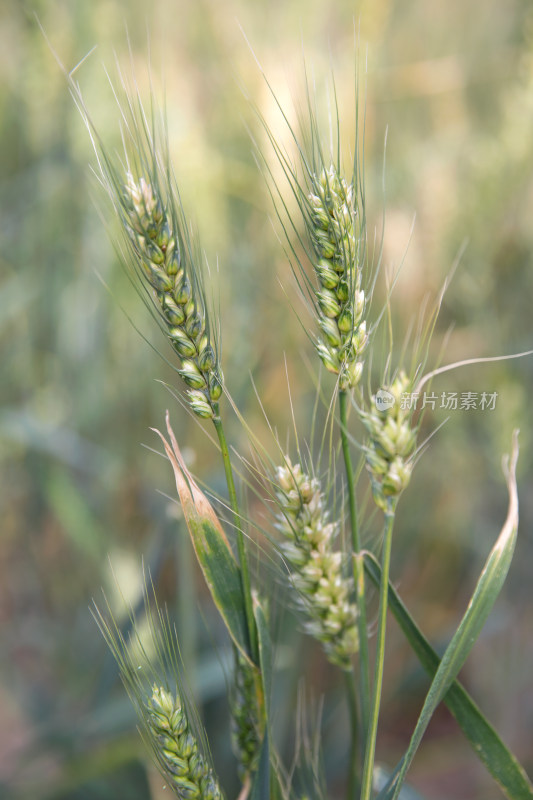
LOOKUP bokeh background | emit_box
[1,1,532,798]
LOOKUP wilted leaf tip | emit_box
[499,428,520,552]
[152,411,231,549]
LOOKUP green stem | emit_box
[360,501,397,800]
[345,670,360,799]
[212,412,258,663]
[176,525,196,693]
[339,390,370,742]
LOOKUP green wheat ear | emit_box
[81,77,223,420]
[229,652,264,781]
[360,371,417,511]
[254,65,372,393]
[306,165,368,389]
[121,171,223,419]
[148,685,224,800]
[273,458,359,670]
[93,587,225,800]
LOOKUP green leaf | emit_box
[154,412,250,663]
[374,432,526,800]
[364,552,533,800]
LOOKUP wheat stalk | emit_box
[85,78,259,662]
[69,44,532,800]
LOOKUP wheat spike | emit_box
[305,165,368,390]
[123,173,222,419]
[229,653,263,780]
[274,459,358,670]
[360,371,416,510]
[147,685,224,800]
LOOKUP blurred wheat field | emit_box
[1,0,532,798]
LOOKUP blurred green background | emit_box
[1,0,532,798]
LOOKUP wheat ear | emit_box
[306,166,368,390]
[123,174,223,419]
[229,652,264,780]
[274,458,358,670]
[360,371,416,511]
[148,685,224,800]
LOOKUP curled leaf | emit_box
[153,411,251,663]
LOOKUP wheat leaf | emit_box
[153,412,251,664]
[364,551,533,800]
[375,430,525,800]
